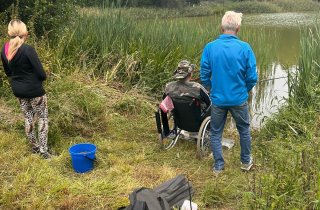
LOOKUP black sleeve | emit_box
[200,85,212,112]
[27,46,47,81]
[1,50,11,77]
[162,92,167,100]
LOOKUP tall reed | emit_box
[288,25,320,107]
[55,8,277,92]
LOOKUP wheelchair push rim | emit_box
[197,116,211,159]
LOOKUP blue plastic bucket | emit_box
[69,143,97,173]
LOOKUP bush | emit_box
[0,0,78,41]
[273,0,320,12]
[226,1,280,13]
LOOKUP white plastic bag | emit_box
[181,200,198,210]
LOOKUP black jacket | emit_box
[1,43,46,98]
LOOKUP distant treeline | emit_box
[0,0,201,12]
[76,0,201,8]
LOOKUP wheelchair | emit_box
[155,97,211,159]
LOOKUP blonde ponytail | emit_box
[7,20,27,61]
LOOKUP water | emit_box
[244,12,318,28]
[240,12,318,128]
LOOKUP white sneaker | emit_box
[241,156,253,171]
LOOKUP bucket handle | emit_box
[84,155,97,162]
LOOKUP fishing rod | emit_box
[191,70,287,82]
[258,76,286,82]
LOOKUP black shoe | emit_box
[32,147,40,154]
[40,151,53,159]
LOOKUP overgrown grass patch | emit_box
[1,70,319,209]
[0,74,263,209]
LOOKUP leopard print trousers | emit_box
[18,95,49,153]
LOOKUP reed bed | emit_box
[55,8,277,93]
[288,25,320,107]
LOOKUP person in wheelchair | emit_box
[163,60,211,115]
[156,60,212,152]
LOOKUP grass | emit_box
[0,4,320,210]
[0,71,319,209]
[247,105,320,209]
[0,73,262,210]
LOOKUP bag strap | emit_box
[158,197,168,210]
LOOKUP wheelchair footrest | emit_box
[180,130,198,141]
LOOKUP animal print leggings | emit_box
[18,95,49,153]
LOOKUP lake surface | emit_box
[234,12,318,128]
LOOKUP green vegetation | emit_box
[1,1,320,209]
[0,0,77,39]
[289,25,320,107]
[49,7,276,93]
[241,19,320,210]
[227,0,320,13]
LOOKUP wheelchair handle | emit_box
[189,99,195,106]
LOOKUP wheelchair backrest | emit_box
[172,99,202,132]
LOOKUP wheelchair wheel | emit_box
[159,113,180,150]
[197,116,211,159]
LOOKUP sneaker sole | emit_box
[241,163,253,171]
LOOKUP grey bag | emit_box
[153,174,195,208]
[118,187,171,210]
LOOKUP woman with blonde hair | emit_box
[1,19,51,159]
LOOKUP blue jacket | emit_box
[200,34,258,106]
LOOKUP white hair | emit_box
[221,11,243,32]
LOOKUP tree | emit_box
[1,0,77,41]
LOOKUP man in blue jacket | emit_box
[200,11,258,173]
